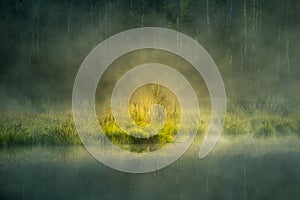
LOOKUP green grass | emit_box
[0,103,299,149]
[99,112,180,152]
[43,113,82,145]
[0,116,29,147]
[0,112,81,147]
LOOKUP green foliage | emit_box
[43,114,81,145]
[254,120,275,137]
[98,111,179,153]
[0,116,29,147]
[0,112,81,147]
[223,97,300,137]
[274,116,299,134]
[0,100,299,149]
[96,84,182,152]
[224,114,251,136]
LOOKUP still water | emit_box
[1,135,300,200]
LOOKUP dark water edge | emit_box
[0,135,300,200]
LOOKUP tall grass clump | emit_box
[274,116,299,134]
[98,111,180,152]
[98,84,181,152]
[223,104,251,136]
[43,113,81,145]
[254,120,275,137]
[0,115,29,147]
[224,114,251,136]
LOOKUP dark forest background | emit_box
[0,0,299,110]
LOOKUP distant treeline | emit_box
[0,0,299,106]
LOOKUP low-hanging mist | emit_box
[0,0,299,112]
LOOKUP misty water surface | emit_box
[1,135,300,200]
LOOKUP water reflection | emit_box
[0,135,300,200]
